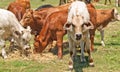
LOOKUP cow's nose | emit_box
[76,34,82,40]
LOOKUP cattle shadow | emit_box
[50,41,69,56]
[73,55,90,72]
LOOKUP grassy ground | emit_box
[0,0,120,72]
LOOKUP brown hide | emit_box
[96,9,115,28]
[87,4,97,51]
[20,4,70,35]
[7,2,26,21]
[34,3,96,59]
[15,0,31,9]
[89,8,116,51]
[34,9,68,59]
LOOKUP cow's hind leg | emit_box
[56,32,64,59]
[0,40,7,59]
[100,29,105,47]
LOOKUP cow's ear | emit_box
[14,31,21,38]
[82,21,94,32]
[26,26,31,32]
[63,22,72,30]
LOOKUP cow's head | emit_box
[20,9,34,27]
[64,15,94,41]
[21,26,32,50]
[15,26,32,50]
[112,8,120,21]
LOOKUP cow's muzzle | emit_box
[23,45,31,50]
[76,34,82,40]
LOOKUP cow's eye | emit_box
[65,24,71,28]
[81,24,84,28]
[72,24,75,27]
[22,38,25,41]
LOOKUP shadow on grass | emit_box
[73,55,90,72]
[50,41,69,56]
[50,42,93,72]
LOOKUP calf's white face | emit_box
[15,26,32,49]
[72,15,84,40]
[64,15,94,41]
[64,15,85,41]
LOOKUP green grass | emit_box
[0,0,120,72]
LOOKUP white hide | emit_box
[0,9,31,58]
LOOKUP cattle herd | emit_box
[0,0,120,70]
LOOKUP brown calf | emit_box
[20,4,70,35]
[7,2,26,21]
[96,8,120,47]
[15,0,31,9]
[33,7,68,59]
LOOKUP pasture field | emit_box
[0,0,120,72]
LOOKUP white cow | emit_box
[0,9,31,59]
[64,1,94,70]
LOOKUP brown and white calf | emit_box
[64,1,94,70]
[91,8,120,49]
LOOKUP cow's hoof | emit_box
[101,41,105,47]
[3,55,8,59]
[58,56,62,60]
[89,62,95,67]
[69,65,73,71]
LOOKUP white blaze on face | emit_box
[72,15,84,40]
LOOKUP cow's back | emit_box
[26,3,70,34]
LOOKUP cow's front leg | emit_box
[80,41,86,62]
[86,38,94,67]
[68,38,76,70]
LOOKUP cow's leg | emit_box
[59,0,65,5]
[104,0,107,5]
[68,37,76,70]
[116,0,118,6]
[56,32,64,59]
[90,29,95,51]
[9,38,16,52]
[100,29,105,47]
[0,40,7,59]
[80,41,86,62]
[109,0,111,4]
[118,0,120,6]
[86,38,94,67]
